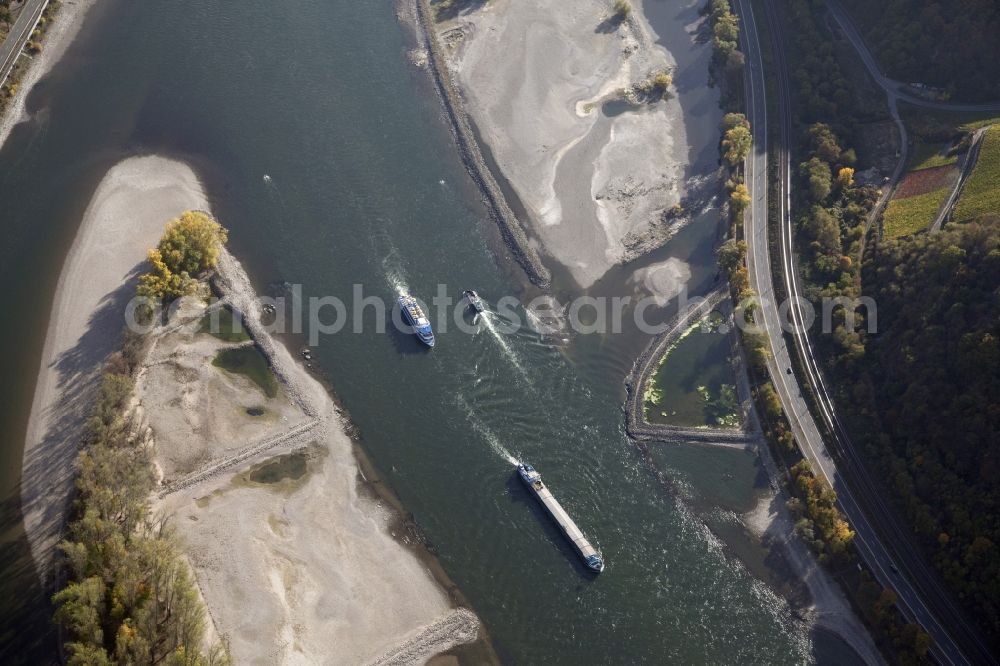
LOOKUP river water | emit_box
[0,1,861,663]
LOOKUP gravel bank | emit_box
[409,0,551,288]
[147,248,481,664]
[436,0,722,288]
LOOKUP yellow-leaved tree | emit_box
[722,125,752,166]
[729,182,751,218]
[836,166,855,189]
[137,211,228,302]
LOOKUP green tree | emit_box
[53,577,106,648]
[804,206,841,256]
[721,112,749,132]
[717,238,746,274]
[800,157,832,202]
[613,0,631,20]
[760,383,782,419]
[807,123,842,164]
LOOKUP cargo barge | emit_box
[517,463,605,572]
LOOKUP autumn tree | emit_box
[722,125,752,166]
[137,211,228,302]
[836,167,855,189]
[729,183,751,218]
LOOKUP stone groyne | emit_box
[411,0,551,288]
[624,285,757,446]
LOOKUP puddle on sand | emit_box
[249,451,309,484]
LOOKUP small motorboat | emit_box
[462,289,486,313]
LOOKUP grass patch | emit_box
[883,187,951,238]
[199,305,250,342]
[212,345,278,398]
[909,141,957,171]
[953,125,1000,224]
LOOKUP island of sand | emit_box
[423,0,723,288]
[23,155,480,664]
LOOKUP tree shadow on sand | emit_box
[19,261,147,589]
[431,0,489,22]
[595,14,628,34]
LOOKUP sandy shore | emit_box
[0,0,97,151]
[141,251,480,663]
[21,155,208,581]
[436,0,721,287]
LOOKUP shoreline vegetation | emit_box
[622,2,874,660]
[52,213,232,664]
[708,0,910,661]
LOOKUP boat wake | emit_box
[371,229,411,297]
[387,272,409,298]
[262,174,290,230]
[479,311,531,384]
[456,396,519,466]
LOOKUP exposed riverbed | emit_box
[0,0,868,663]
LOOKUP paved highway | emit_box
[732,0,993,663]
[0,0,48,90]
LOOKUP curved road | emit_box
[825,0,1000,234]
[733,0,993,663]
[825,1,1000,114]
